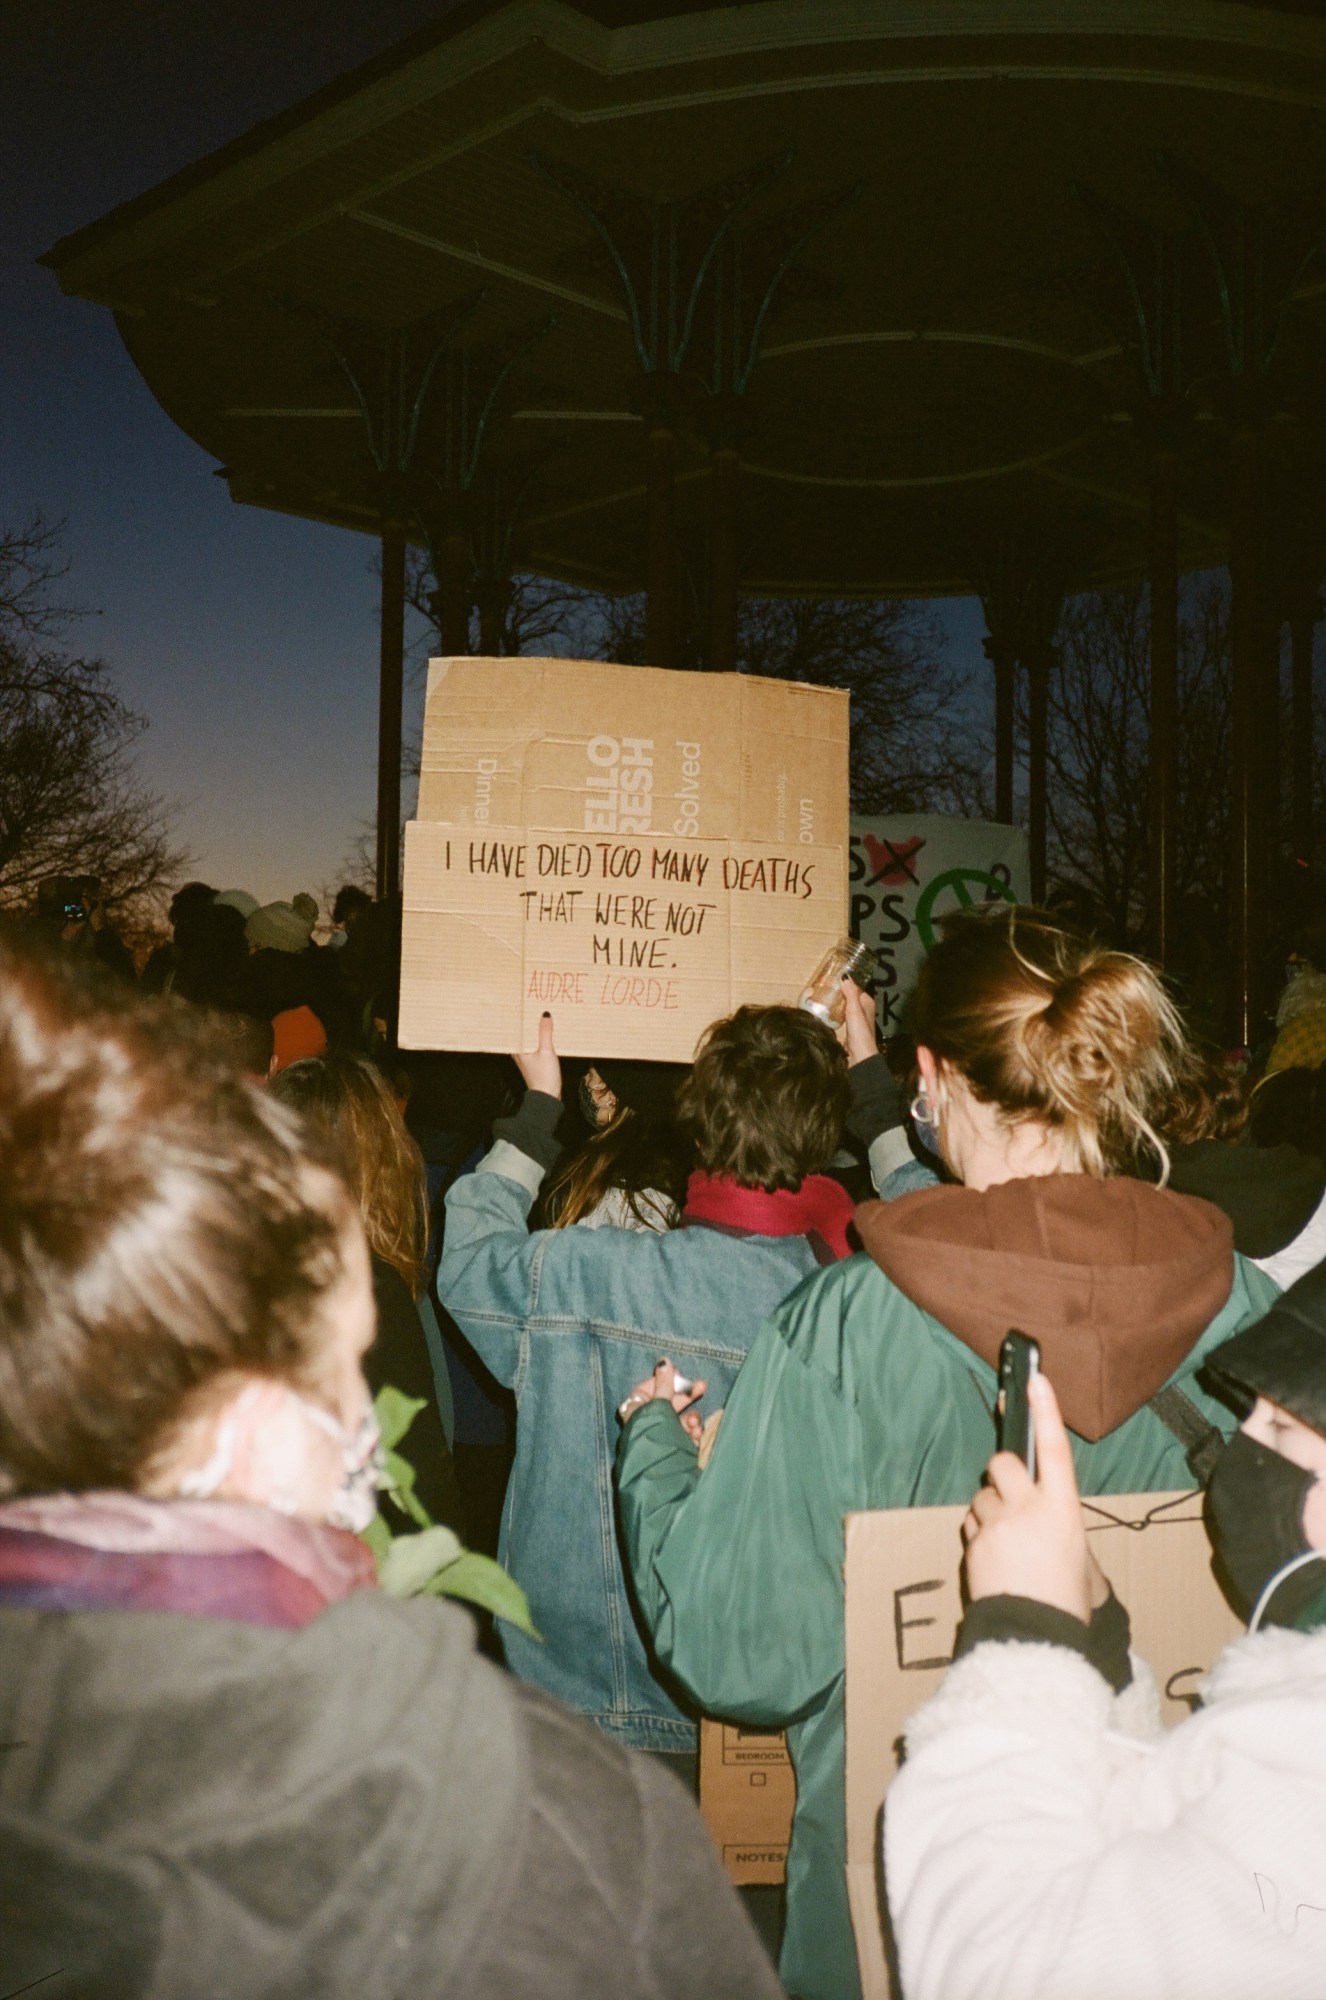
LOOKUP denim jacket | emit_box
[439,1139,826,1751]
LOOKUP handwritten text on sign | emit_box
[398,821,844,1060]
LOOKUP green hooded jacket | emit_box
[616,1176,1280,2000]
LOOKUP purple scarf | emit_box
[0,1490,377,1629]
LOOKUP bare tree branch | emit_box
[1036,578,1232,947]
[0,522,186,919]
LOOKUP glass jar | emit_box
[797,938,878,1025]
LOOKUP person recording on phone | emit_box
[33,873,135,982]
[614,908,1278,2000]
[885,1264,1326,2000]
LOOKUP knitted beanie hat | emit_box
[291,892,319,927]
[268,1004,328,1077]
[245,900,314,954]
[1205,1258,1326,1440]
[214,888,259,920]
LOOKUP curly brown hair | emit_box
[269,1054,428,1295]
[677,1004,848,1193]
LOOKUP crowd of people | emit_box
[3,878,1326,1998]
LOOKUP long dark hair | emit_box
[541,1107,692,1229]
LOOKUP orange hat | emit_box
[268,1005,328,1077]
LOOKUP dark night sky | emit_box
[1,1,987,905]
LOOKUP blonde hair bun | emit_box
[914,909,1192,1180]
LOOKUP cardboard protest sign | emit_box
[399,658,850,1060]
[843,1492,1244,2000]
[849,814,1030,1033]
[698,1720,798,1885]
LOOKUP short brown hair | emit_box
[914,907,1195,1178]
[677,1004,847,1192]
[0,932,345,1496]
[270,1054,428,1295]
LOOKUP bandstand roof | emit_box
[43,0,1326,599]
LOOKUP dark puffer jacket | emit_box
[0,1587,780,1999]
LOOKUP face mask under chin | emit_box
[179,1383,383,1535]
[1205,1431,1325,1628]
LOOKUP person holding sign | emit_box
[438,1004,855,1767]
[885,1278,1326,2000]
[615,908,1279,2000]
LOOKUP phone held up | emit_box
[997,1330,1041,1479]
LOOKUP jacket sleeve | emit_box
[616,1303,863,1726]
[437,1143,548,1388]
[882,1639,1230,2000]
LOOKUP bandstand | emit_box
[43,0,1326,1035]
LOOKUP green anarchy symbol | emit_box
[915,867,1018,951]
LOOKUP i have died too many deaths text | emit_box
[445,835,821,1011]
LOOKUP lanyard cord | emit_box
[1248,1550,1326,1635]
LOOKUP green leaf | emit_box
[374,1385,426,1452]
[381,1446,432,1529]
[378,1525,466,1597]
[360,1512,391,1563]
[427,1552,541,1640]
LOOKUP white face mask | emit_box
[299,1398,384,1534]
[179,1381,383,1533]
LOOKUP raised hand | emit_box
[841,978,881,1066]
[514,1011,562,1100]
[618,1359,708,1445]
[962,1373,1093,1623]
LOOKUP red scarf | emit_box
[681,1170,856,1260]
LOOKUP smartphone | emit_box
[997,1331,1041,1477]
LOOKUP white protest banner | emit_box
[843,1492,1243,1999]
[849,814,1030,1032]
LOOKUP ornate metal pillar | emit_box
[643,396,679,667]
[1290,587,1321,864]
[1162,157,1326,1040]
[1076,186,1193,965]
[697,184,860,669]
[421,319,555,659]
[1229,419,1267,1044]
[1148,439,1181,965]
[532,151,798,668]
[475,576,513,657]
[982,632,1017,824]
[376,517,406,901]
[707,437,740,672]
[429,525,473,655]
[1025,635,1056,905]
[286,301,479,898]
[975,535,1062,864]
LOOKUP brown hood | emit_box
[855,1176,1234,1441]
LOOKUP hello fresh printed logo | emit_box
[584,736,654,833]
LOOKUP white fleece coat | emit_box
[884,1626,1326,2000]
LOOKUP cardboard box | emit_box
[843,1492,1244,2000]
[698,1719,797,1885]
[415,657,848,843]
[399,658,850,1060]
